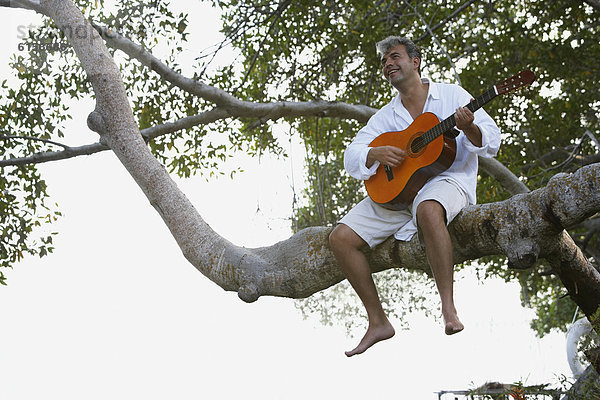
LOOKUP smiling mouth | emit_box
[387,69,400,78]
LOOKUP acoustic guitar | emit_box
[364,70,536,210]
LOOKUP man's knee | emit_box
[416,200,447,228]
[329,224,365,251]
[329,224,351,250]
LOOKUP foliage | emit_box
[1,0,599,336]
[463,379,571,400]
[0,160,61,285]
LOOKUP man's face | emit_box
[380,44,419,86]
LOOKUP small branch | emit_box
[542,130,596,173]
[0,142,108,167]
[0,134,72,150]
[521,127,600,175]
[414,0,480,43]
[0,107,230,167]
[402,0,462,84]
[585,129,600,149]
[235,0,291,94]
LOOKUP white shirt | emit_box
[344,77,501,207]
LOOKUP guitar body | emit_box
[364,112,457,210]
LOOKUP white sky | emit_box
[0,3,577,399]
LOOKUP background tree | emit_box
[1,0,599,377]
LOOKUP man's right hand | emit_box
[366,146,406,168]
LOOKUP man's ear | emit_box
[413,57,420,71]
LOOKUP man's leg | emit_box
[416,200,464,335]
[329,224,395,356]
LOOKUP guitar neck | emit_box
[424,86,498,144]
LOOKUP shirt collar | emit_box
[421,77,440,100]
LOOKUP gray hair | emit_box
[375,36,422,74]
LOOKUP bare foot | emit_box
[443,310,464,335]
[345,322,395,357]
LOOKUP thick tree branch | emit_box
[479,156,530,195]
[38,0,278,304]
[91,22,377,123]
[180,162,600,307]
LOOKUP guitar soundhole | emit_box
[410,136,426,154]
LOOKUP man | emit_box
[329,36,501,357]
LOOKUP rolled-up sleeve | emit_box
[344,141,380,180]
[462,109,501,158]
[343,116,386,180]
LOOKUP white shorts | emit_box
[338,178,468,248]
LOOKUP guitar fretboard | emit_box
[412,86,498,153]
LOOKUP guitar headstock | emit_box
[495,70,536,95]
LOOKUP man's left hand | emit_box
[455,106,475,132]
[455,103,482,147]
